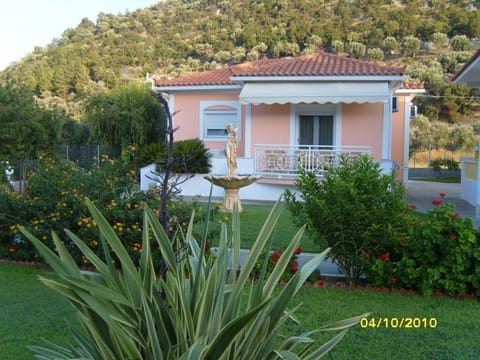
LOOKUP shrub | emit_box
[0,154,212,265]
[284,155,407,285]
[251,246,303,282]
[367,197,480,296]
[134,138,212,173]
[21,200,367,359]
[430,158,459,170]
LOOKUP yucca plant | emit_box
[20,199,367,359]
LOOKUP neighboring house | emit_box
[451,48,480,87]
[452,48,480,214]
[146,51,424,201]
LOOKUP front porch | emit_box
[253,144,371,179]
[140,144,378,201]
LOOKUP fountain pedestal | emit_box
[204,175,261,213]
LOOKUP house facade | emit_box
[452,48,480,214]
[146,51,424,201]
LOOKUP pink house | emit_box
[148,51,424,201]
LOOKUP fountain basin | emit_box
[205,175,261,212]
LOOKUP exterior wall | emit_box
[249,104,291,154]
[341,103,384,160]
[172,93,245,156]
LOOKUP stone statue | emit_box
[204,122,260,213]
[226,123,238,176]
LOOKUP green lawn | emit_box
[209,203,319,253]
[1,262,479,359]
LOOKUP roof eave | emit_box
[231,75,405,83]
[154,84,242,93]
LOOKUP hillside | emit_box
[0,0,478,123]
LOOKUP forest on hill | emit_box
[0,0,479,161]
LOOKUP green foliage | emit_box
[367,48,384,62]
[0,84,66,161]
[450,35,471,51]
[251,246,304,283]
[429,158,459,170]
[400,36,421,57]
[284,155,407,285]
[134,139,212,173]
[21,200,367,359]
[367,200,480,296]
[0,155,210,264]
[0,0,477,125]
[346,42,366,59]
[86,85,166,147]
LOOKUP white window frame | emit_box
[292,103,341,146]
[200,101,241,141]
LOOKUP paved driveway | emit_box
[406,181,479,228]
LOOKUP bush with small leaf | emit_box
[284,155,407,285]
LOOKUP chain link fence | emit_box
[56,144,121,169]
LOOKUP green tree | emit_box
[400,36,421,57]
[450,35,471,51]
[367,47,384,61]
[346,41,366,59]
[0,84,64,161]
[85,85,166,148]
[450,124,476,152]
[382,36,398,55]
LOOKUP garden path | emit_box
[405,180,479,228]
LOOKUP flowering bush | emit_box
[251,246,303,282]
[0,154,215,266]
[366,193,480,296]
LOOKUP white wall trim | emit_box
[199,100,241,142]
[245,104,252,157]
[382,95,393,159]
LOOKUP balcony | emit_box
[254,145,371,179]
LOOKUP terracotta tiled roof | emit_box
[401,81,425,90]
[153,51,405,87]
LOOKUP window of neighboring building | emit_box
[392,97,399,112]
[200,101,241,140]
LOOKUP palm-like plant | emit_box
[21,199,367,359]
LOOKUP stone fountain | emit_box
[205,123,260,213]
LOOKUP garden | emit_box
[1,152,480,358]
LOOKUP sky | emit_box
[0,0,159,71]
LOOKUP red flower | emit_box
[432,199,442,206]
[295,246,302,255]
[272,251,282,260]
[451,212,459,219]
[390,277,398,284]
[8,245,17,253]
[315,279,324,287]
[291,261,299,272]
[409,204,417,210]
[380,253,390,261]
[440,193,446,198]
[417,219,423,224]
[450,234,457,241]
[364,252,370,258]
[0,226,4,232]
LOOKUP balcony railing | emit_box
[254,144,371,178]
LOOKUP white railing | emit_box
[254,145,371,178]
